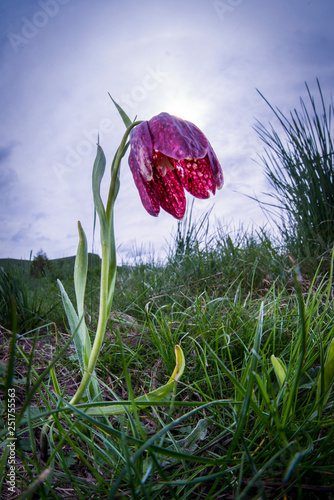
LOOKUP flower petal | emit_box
[129,152,160,216]
[129,121,153,181]
[151,168,186,219]
[207,142,224,189]
[175,156,216,199]
[148,112,208,160]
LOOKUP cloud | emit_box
[0,164,18,190]
[0,142,16,163]
[0,0,333,261]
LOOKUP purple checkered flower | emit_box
[128,112,223,219]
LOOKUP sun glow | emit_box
[163,94,209,130]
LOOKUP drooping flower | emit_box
[128,112,223,219]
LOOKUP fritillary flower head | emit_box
[128,112,223,219]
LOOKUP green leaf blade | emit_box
[271,354,287,388]
[85,345,185,416]
[109,94,132,128]
[92,144,108,243]
[57,279,100,401]
[74,221,88,320]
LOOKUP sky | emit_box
[0,0,333,263]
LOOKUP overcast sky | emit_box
[1,0,333,263]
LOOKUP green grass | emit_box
[255,79,334,263]
[0,224,333,499]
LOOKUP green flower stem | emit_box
[69,120,142,407]
[70,242,110,405]
[106,121,142,216]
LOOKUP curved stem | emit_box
[70,242,109,405]
[106,120,142,217]
[70,120,142,406]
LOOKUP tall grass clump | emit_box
[169,200,213,262]
[255,79,334,264]
[164,202,288,303]
[1,250,334,498]
[0,267,51,333]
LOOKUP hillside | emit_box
[0,253,101,274]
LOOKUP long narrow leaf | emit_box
[228,302,264,458]
[57,279,100,400]
[109,94,132,128]
[271,354,287,388]
[74,222,88,322]
[85,345,185,416]
[92,143,108,243]
[317,337,334,410]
